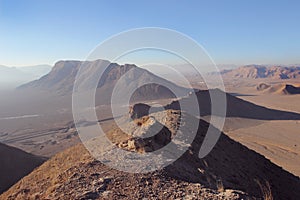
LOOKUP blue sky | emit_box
[0,0,299,66]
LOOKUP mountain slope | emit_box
[1,109,300,199]
[18,60,82,93]
[0,143,45,194]
[212,65,300,79]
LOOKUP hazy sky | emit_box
[0,0,299,66]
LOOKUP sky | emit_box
[0,0,300,67]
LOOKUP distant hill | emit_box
[16,65,52,78]
[257,83,300,95]
[19,59,189,103]
[0,143,45,194]
[0,65,51,88]
[210,65,300,79]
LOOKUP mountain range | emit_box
[211,65,300,79]
[0,65,51,88]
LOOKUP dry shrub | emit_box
[255,179,273,200]
[216,178,224,192]
[134,116,150,126]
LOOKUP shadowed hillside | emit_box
[0,143,45,194]
[167,89,300,120]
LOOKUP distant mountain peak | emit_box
[0,64,51,89]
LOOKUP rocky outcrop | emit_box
[129,103,151,119]
[117,115,172,153]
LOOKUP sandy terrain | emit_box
[240,94,300,113]
[226,120,300,176]
[217,78,300,177]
